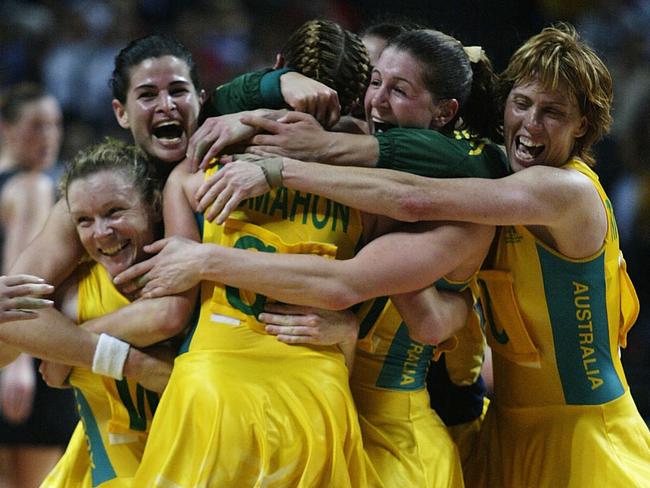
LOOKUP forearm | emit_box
[81,295,192,347]
[281,158,432,222]
[0,308,96,367]
[197,223,477,310]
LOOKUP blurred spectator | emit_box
[0,82,78,488]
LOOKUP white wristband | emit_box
[92,333,130,380]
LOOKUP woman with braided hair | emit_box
[189,17,371,168]
[277,18,370,118]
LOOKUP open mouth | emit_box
[153,121,183,142]
[372,118,397,133]
[100,241,129,257]
[515,135,544,161]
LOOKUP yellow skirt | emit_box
[352,383,464,487]
[133,331,370,488]
[40,422,92,488]
[465,390,650,488]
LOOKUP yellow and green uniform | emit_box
[132,165,374,488]
[41,263,158,488]
[469,159,649,487]
[352,276,484,488]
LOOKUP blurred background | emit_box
[0,0,648,422]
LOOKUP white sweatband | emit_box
[92,333,130,380]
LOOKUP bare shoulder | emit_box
[4,172,53,202]
[164,159,204,207]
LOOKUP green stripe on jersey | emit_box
[376,323,433,390]
[537,244,624,404]
[73,388,116,486]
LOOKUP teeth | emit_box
[100,242,128,256]
[518,135,543,148]
[154,120,180,129]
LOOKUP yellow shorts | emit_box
[465,390,650,488]
[352,383,464,487]
[133,335,370,488]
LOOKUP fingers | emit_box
[142,237,171,255]
[0,296,53,315]
[2,282,54,299]
[244,145,283,157]
[276,111,316,124]
[140,286,167,300]
[324,102,341,129]
[199,142,225,171]
[194,139,212,172]
[113,258,154,286]
[239,115,282,134]
[265,322,320,345]
[11,297,54,310]
[0,310,40,321]
[259,311,317,327]
[2,274,50,286]
[197,177,229,217]
[214,196,244,225]
[195,171,225,211]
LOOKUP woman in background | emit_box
[0,83,78,488]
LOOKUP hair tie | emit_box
[463,46,483,63]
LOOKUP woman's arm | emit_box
[199,155,604,257]
[116,220,494,311]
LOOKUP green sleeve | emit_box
[375,128,510,179]
[205,67,297,117]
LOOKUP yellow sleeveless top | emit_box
[477,159,639,407]
[68,262,158,486]
[184,163,363,351]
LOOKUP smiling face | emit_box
[364,46,442,131]
[112,55,204,166]
[505,80,587,172]
[67,170,157,278]
[5,96,62,170]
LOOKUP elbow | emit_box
[406,314,450,345]
[408,326,446,346]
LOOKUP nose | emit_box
[370,84,389,109]
[93,218,113,238]
[524,107,543,132]
[157,92,176,114]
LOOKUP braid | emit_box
[281,19,370,115]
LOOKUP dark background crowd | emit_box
[0,0,648,421]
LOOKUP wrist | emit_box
[122,347,143,380]
[92,333,130,380]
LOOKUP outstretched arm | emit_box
[198,155,605,258]
[115,220,494,311]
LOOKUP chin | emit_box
[154,148,186,165]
